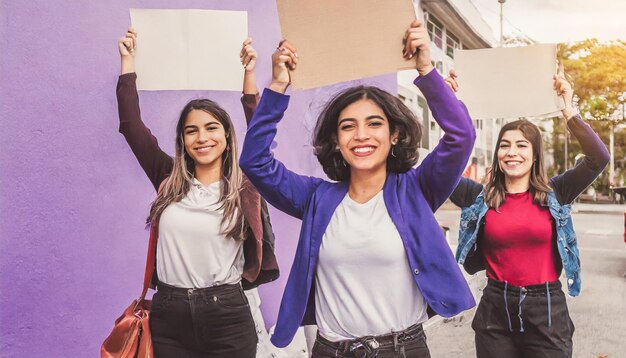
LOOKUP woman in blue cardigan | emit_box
[240,20,476,357]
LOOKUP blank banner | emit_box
[130,9,247,91]
[455,44,563,119]
[276,0,417,90]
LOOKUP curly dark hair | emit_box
[313,86,422,182]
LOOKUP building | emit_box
[398,0,499,181]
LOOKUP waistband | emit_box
[156,280,242,297]
[316,323,424,353]
[487,278,561,295]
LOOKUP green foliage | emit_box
[553,40,626,193]
[558,39,626,121]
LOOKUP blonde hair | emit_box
[147,99,246,240]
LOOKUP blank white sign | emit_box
[130,9,247,91]
[455,44,563,119]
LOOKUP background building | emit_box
[399,0,498,181]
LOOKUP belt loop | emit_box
[393,332,399,354]
[503,281,513,332]
[546,281,552,328]
[518,287,527,333]
[200,290,210,305]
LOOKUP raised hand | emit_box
[554,63,577,118]
[240,37,257,72]
[119,27,137,57]
[118,27,136,74]
[269,40,298,94]
[444,69,459,93]
[403,20,434,76]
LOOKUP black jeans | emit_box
[150,281,257,358]
[473,279,574,358]
[311,323,431,358]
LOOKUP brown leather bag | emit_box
[101,224,158,358]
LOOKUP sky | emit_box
[470,0,626,44]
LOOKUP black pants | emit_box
[473,279,574,358]
[311,323,431,358]
[150,281,257,358]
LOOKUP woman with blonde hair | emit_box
[116,28,277,357]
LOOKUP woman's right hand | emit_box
[118,27,137,74]
[444,69,459,93]
[269,40,298,94]
[119,27,137,57]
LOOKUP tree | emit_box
[553,40,626,193]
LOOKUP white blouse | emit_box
[156,179,243,288]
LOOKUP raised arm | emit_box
[550,68,610,203]
[240,37,260,126]
[239,41,322,219]
[117,28,172,191]
[402,21,476,210]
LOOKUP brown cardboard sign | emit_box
[276,0,417,90]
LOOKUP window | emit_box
[446,32,460,58]
[435,61,443,74]
[427,16,444,49]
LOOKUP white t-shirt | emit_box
[156,179,243,288]
[315,190,428,341]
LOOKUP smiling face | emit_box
[183,109,227,172]
[336,99,398,177]
[497,129,534,185]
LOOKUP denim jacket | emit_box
[456,191,581,296]
[453,113,611,298]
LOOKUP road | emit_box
[425,206,626,358]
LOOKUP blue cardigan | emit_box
[240,70,477,347]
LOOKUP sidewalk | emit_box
[572,202,626,214]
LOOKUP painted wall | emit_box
[0,1,398,356]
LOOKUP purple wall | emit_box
[0,1,396,356]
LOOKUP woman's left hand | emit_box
[553,64,578,118]
[269,40,298,94]
[240,37,257,72]
[403,20,434,76]
[444,69,459,93]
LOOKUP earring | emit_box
[391,146,397,158]
[334,154,348,168]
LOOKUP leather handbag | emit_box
[101,224,158,358]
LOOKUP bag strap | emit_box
[139,177,169,301]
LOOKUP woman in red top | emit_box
[447,68,610,357]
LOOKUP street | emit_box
[425,205,626,358]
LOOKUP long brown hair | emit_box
[485,119,552,209]
[147,99,246,239]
